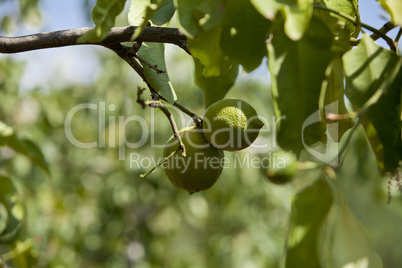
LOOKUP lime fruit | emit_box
[163,127,225,194]
[202,99,264,151]
[265,150,298,185]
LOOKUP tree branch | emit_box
[0,26,190,54]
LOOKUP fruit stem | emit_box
[147,100,187,157]
[173,101,203,127]
[139,149,179,179]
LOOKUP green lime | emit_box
[265,150,297,185]
[163,127,225,194]
[202,99,264,151]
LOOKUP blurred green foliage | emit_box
[0,46,401,267]
[0,1,402,267]
[0,49,290,267]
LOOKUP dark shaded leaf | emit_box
[0,121,49,172]
[268,16,334,154]
[220,0,272,72]
[0,175,24,243]
[174,0,224,37]
[193,58,238,108]
[137,42,177,103]
[151,0,176,25]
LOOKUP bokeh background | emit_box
[0,1,401,267]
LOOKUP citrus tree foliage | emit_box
[0,0,402,267]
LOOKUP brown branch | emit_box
[147,100,186,157]
[0,26,190,54]
[351,22,397,47]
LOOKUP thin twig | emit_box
[147,100,186,157]
[173,102,203,127]
[0,26,190,54]
[395,28,402,44]
[139,149,179,178]
[136,87,147,109]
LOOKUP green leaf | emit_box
[78,0,126,42]
[193,58,238,108]
[321,58,354,142]
[0,203,8,235]
[249,0,281,20]
[250,0,313,40]
[321,0,359,37]
[188,26,232,77]
[314,4,352,54]
[343,34,402,174]
[0,121,49,172]
[7,137,49,173]
[137,42,177,103]
[326,205,383,268]
[128,0,158,40]
[174,0,223,37]
[343,34,399,103]
[0,120,14,146]
[0,175,24,243]
[151,0,176,25]
[285,177,334,268]
[220,0,272,72]
[282,0,313,40]
[379,0,402,26]
[268,16,334,154]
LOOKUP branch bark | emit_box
[0,26,190,54]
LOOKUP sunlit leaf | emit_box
[285,177,334,268]
[128,0,158,40]
[314,4,352,54]
[250,0,312,40]
[268,16,334,154]
[78,0,126,42]
[249,0,281,20]
[0,120,14,146]
[188,26,232,77]
[193,58,238,108]
[220,0,271,72]
[137,42,177,103]
[343,34,402,174]
[321,0,359,37]
[321,58,354,142]
[379,0,402,26]
[283,0,313,40]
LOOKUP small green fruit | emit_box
[265,150,297,185]
[202,99,264,151]
[163,127,225,194]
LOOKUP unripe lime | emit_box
[265,150,297,184]
[202,99,264,151]
[163,127,225,194]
